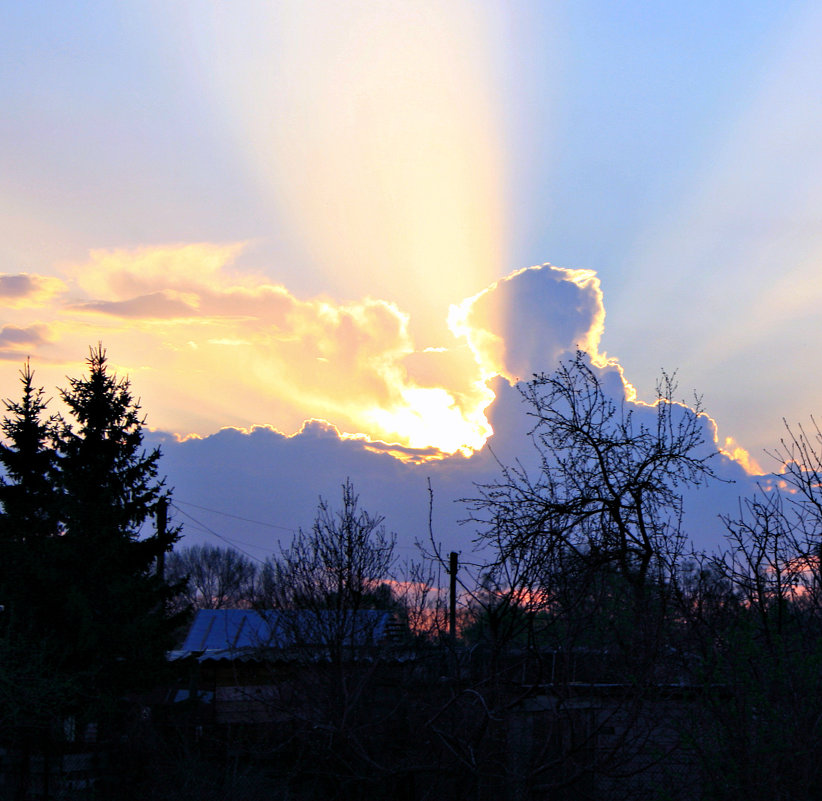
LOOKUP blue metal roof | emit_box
[177,608,393,661]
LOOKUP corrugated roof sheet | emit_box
[177,608,394,661]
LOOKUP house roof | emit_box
[172,608,396,662]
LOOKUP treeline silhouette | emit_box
[2,350,822,799]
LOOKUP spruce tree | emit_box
[57,345,164,545]
[0,359,59,545]
[53,344,181,705]
[0,361,60,638]
[0,345,184,750]
[0,363,70,736]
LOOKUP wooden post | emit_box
[449,551,458,643]
[156,496,168,579]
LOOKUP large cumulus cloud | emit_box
[0,249,757,482]
[152,373,756,564]
[0,248,763,559]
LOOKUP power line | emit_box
[171,498,422,554]
[173,512,274,552]
[169,502,269,565]
[173,498,297,533]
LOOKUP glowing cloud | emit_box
[447,263,760,474]
[0,246,760,475]
[448,264,610,382]
[721,436,765,476]
[4,244,495,456]
[68,242,248,299]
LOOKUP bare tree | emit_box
[166,543,259,611]
[260,478,396,614]
[249,481,425,797]
[469,351,718,594]
[674,419,822,801]
[453,352,720,798]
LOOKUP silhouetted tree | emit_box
[0,361,60,634]
[0,347,185,797]
[50,344,181,706]
[247,481,412,797]
[260,478,396,618]
[470,351,717,594]
[0,360,59,542]
[681,455,822,800]
[166,543,259,611]
[0,362,71,780]
[455,353,720,798]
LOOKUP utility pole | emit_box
[448,551,458,643]
[155,496,168,579]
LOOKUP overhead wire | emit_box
[173,499,297,533]
[170,497,422,554]
[169,502,270,565]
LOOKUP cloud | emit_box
[0,248,759,477]
[41,244,496,454]
[448,262,760,475]
[448,264,610,381]
[0,273,66,307]
[0,274,37,299]
[0,245,766,574]
[69,243,248,298]
[0,324,51,360]
[74,291,199,319]
[0,325,48,346]
[152,375,759,566]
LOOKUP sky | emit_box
[2,1,822,562]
